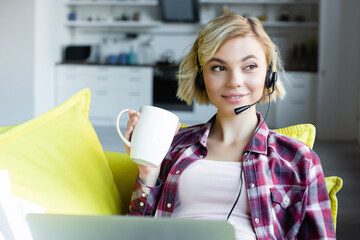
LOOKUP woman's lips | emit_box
[222,94,248,104]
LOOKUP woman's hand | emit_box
[124,109,161,187]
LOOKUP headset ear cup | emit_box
[196,71,206,91]
[265,70,277,90]
[265,69,272,89]
[271,71,278,91]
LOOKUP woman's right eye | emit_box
[211,65,226,72]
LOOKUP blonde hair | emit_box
[177,13,286,105]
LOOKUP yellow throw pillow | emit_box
[105,151,139,212]
[325,176,343,231]
[273,124,316,149]
[0,89,121,215]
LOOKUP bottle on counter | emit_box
[138,37,155,65]
[119,52,128,65]
[128,46,136,65]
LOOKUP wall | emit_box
[317,0,360,141]
[0,0,35,125]
[34,0,67,117]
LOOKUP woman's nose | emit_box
[226,70,244,88]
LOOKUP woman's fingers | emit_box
[124,110,140,140]
[124,110,140,154]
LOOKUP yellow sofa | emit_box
[0,89,342,231]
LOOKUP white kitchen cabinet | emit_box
[274,71,317,128]
[56,64,153,126]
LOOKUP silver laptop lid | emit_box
[26,214,236,240]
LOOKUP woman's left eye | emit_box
[244,64,257,71]
[211,66,226,72]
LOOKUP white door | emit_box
[317,0,360,141]
[317,0,342,140]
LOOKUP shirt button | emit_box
[249,183,255,188]
[167,203,172,208]
[255,218,260,224]
[141,193,147,198]
[283,198,290,206]
[199,155,204,159]
[139,202,144,207]
[244,152,248,156]
[175,170,180,174]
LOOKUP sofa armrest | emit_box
[104,151,139,214]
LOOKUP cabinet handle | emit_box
[97,76,109,81]
[129,92,141,97]
[130,68,141,73]
[96,91,109,96]
[129,77,141,82]
[96,68,108,72]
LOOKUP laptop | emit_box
[26,214,236,240]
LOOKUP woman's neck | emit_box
[210,109,259,145]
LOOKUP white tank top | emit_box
[172,160,256,240]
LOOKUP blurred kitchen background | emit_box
[0,0,359,239]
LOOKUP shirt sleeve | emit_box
[298,150,336,239]
[128,178,163,216]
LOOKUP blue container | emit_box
[68,11,76,21]
[108,54,117,65]
[119,53,128,65]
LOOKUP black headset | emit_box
[265,62,277,92]
[195,55,206,91]
[195,54,277,92]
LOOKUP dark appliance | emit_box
[160,0,199,23]
[153,65,193,111]
[63,45,99,63]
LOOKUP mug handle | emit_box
[116,109,131,148]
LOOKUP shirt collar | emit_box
[177,115,215,149]
[177,113,269,155]
[244,113,269,155]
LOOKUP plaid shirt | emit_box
[129,114,336,240]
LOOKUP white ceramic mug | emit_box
[116,105,179,167]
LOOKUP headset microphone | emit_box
[233,68,277,115]
[234,96,263,115]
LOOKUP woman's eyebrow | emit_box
[241,54,258,61]
[208,54,258,64]
[208,57,226,64]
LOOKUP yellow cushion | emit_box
[0,89,121,215]
[325,176,343,230]
[273,124,316,149]
[105,151,138,212]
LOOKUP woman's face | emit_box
[203,36,267,117]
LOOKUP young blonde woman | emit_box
[124,13,335,240]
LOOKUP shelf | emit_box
[66,0,158,6]
[262,21,318,28]
[66,20,317,32]
[66,20,161,28]
[200,0,319,5]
